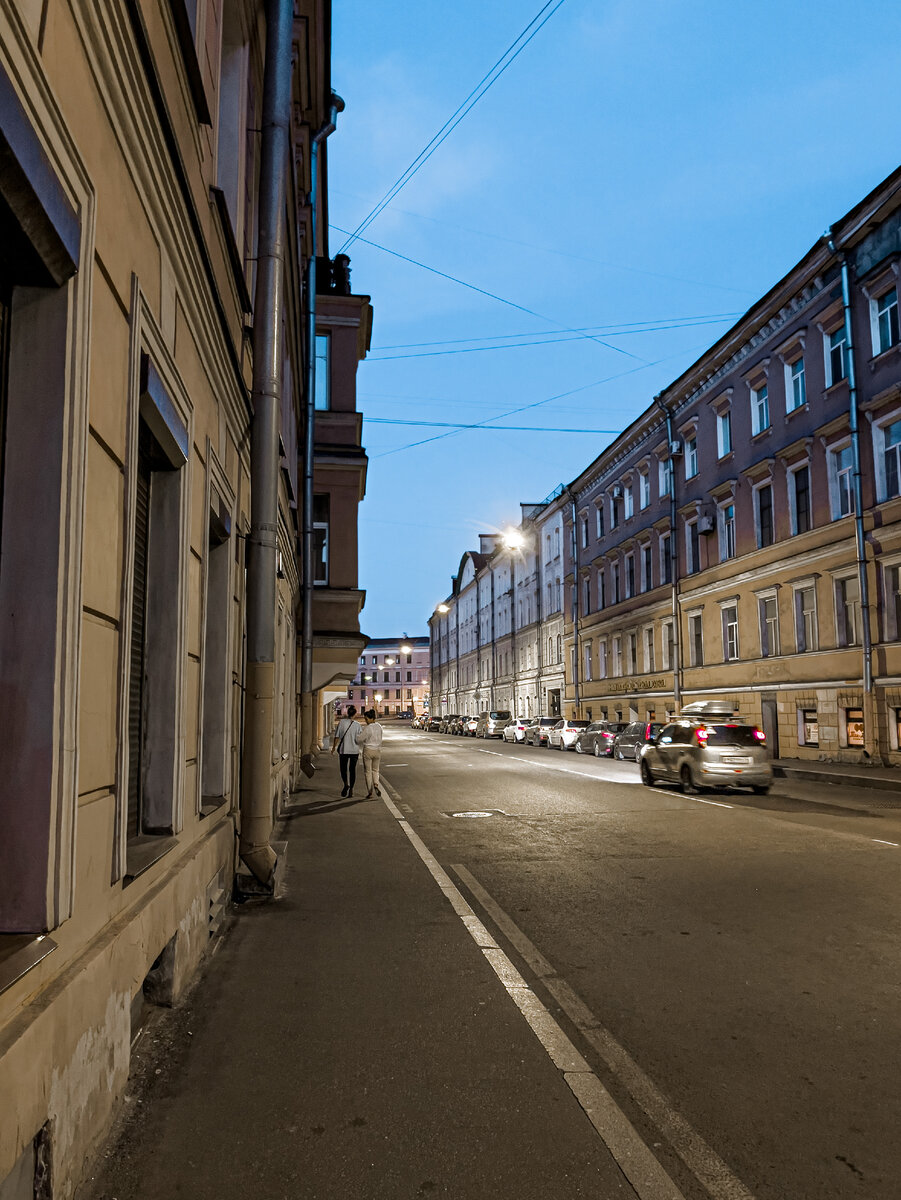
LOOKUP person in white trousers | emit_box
[357,709,383,800]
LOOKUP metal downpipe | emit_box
[655,396,681,714]
[828,231,878,759]
[565,486,581,716]
[300,96,344,772]
[240,0,293,886]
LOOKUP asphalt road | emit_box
[380,725,901,1200]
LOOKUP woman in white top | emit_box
[357,709,384,799]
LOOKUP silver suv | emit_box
[639,702,771,794]
[475,710,511,738]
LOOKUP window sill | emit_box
[750,427,772,442]
[200,795,229,819]
[124,835,179,885]
[868,341,901,372]
[785,401,809,421]
[0,934,58,996]
[823,379,849,397]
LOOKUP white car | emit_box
[547,718,590,750]
[502,716,530,743]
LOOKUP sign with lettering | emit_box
[604,677,670,694]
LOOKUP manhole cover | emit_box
[445,810,504,819]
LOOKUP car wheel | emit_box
[575,741,583,754]
[751,784,771,795]
[680,764,697,795]
[593,741,602,758]
[633,746,641,761]
[640,759,654,787]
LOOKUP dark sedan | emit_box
[573,721,628,757]
[612,721,664,761]
[524,717,559,746]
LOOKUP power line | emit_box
[337,0,568,254]
[365,417,622,433]
[330,223,644,362]
[367,316,742,360]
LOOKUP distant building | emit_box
[345,636,430,716]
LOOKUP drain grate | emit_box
[444,809,505,819]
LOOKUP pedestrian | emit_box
[357,709,383,799]
[331,706,361,798]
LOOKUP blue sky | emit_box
[329,0,901,639]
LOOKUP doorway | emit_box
[761,699,779,758]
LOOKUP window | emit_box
[719,502,736,561]
[790,465,811,534]
[662,621,674,670]
[686,518,700,575]
[660,532,672,585]
[610,494,619,530]
[598,640,607,678]
[583,576,591,616]
[875,287,900,355]
[750,384,769,436]
[639,471,650,509]
[688,613,703,667]
[837,575,861,646]
[830,444,855,518]
[612,636,623,676]
[756,483,774,548]
[644,627,655,672]
[786,357,806,412]
[759,595,779,657]
[795,585,818,652]
[878,417,901,500]
[595,504,604,538]
[625,552,635,599]
[554,527,560,557]
[314,333,331,409]
[685,436,698,479]
[885,563,901,640]
[407,671,412,681]
[545,533,551,562]
[717,410,732,457]
[845,708,865,748]
[313,494,329,584]
[581,515,589,549]
[659,457,672,497]
[627,632,637,674]
[641,543,652,592]
[623,483,634,520]
[557,633,562,662]
[597,567,606,610]
[722,604,739,661]
[611,562,620,604]
[584,642,593,682]
[827,326,847,386]
[800,708,819,746]
[202,481,233,808]
[395,671,401,682]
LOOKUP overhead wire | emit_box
[337,0,569,254]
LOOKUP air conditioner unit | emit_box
[669,438,683,457]
[697,514,716,534]
[611,484,623,499]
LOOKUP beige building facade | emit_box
[0,2,368,1195]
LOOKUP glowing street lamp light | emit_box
[374,693,383,710]
[436,603,450,613]
[400,643,412,654]
[503,527,525,550]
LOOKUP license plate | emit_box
[723,756,751,764]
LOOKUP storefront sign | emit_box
[604,677,670,694]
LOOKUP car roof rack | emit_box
[679,700,739,719]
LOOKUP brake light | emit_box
[695,728,709,744]
[753,728,766,742]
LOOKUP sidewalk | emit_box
[81,754,643,1200]
[773,756,901,794]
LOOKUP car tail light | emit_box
[695,728,709,745]
[753,728,766,742]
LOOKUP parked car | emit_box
[439,713,460,733]
[612,721,664,761]
[548,718,590,750]
[447,715,465,735]
[427,716,442,732]
[475,710,511,738]
[574,721,628,756]
[524,716,559,746]
[502,716,530,743]
[639,703,771,794]
[463,716,479,737]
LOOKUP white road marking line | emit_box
[692,797,734,808]
[453,863,757,1200]
[872,839,900,846]
[382,807,688,1200]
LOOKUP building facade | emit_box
[345,635,430,717]
[0,2,368,1196]
[431,167,901,766]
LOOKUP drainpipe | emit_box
[565,487,581,716]
[240,0,293,886]
[655,395,682,715]
[300,93,344,773]
[490,565,496,709]
[827,229,878,760]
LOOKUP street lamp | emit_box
[503,527,525,550]
[374,692,383,714]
